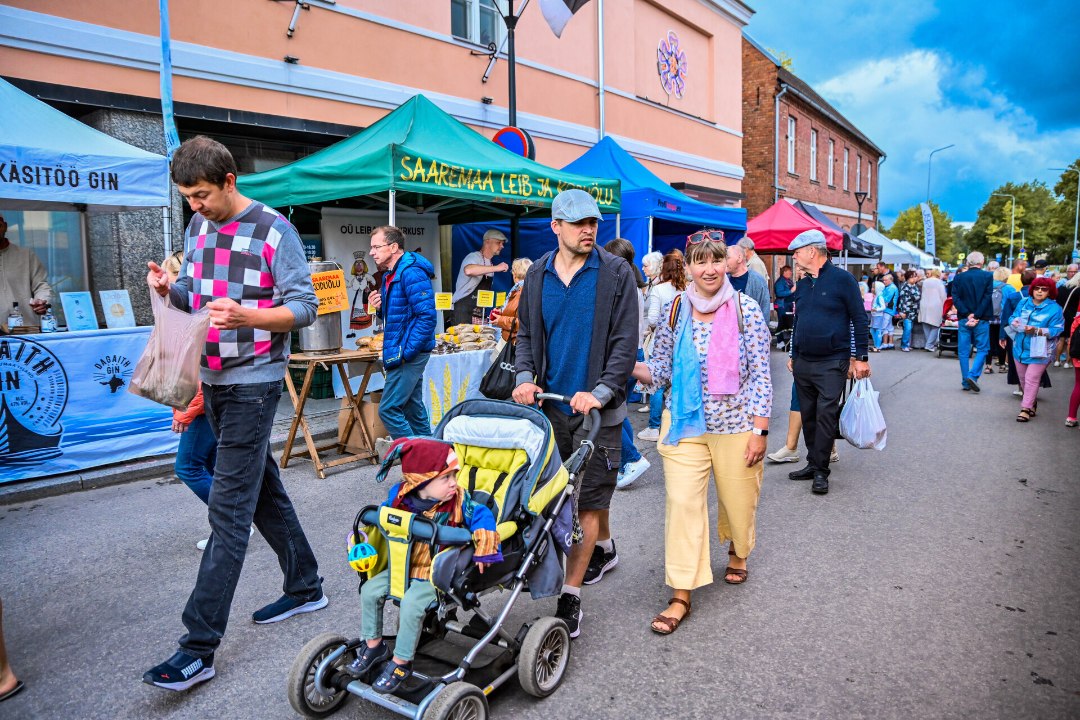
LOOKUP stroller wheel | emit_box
[423,681,488,720]
[517,617,571,698]
[287,633,351,718]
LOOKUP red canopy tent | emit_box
[745,200,844,252]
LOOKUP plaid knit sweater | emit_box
[169,201,318,385]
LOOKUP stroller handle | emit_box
[535,393,603,446]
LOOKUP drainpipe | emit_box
[875,155,886,229]
[597,0,606,139]
[774,82,789,204]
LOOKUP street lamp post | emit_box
[1050,167,1079,261]
[854,190,868,235]
[991,192,1016,267]
[927,144,956,201]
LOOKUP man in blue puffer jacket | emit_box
[368,225,436,440]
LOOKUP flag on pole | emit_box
[539,0,592,37]
[919,202,936,256]
[159,0,181,158]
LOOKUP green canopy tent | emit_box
[237,95,620,226]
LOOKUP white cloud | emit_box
[816,50,1080,224]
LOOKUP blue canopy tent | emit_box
[453,136,747,293]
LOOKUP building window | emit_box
[827,139,835,186]
[452,0,506,47]
[787,116,796,174]
[809,130,818,181]
[867,159,872,197]
[856,154,862,192]
[843,148,849,191]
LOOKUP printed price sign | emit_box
[434,292,453,310]
[310,269,348,315]
[476,290,495,308]
[495,292,506,307]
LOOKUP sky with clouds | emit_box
[744,0,1080,225]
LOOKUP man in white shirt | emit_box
[0,214,51,326]
[452,229,508,325]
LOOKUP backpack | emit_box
[991,285,1004,320]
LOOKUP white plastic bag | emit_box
[128,291,211,410]
[839,378,887,451]
[1029,334,1048,358]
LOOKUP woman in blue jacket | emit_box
[1008,276,1064,421]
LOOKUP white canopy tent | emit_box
[892,238,938,268]
[850,228,922,266]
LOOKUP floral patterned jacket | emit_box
[897,283,922,318]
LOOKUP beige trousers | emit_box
[657,412,763,590]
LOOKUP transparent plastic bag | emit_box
[128,292,211,410]
[839,378,887,451]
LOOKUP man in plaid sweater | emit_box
[142,136,325,692]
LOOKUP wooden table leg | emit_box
[339,361,378,463]
[281,366,304,469]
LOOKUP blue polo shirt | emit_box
[542,250,598,413]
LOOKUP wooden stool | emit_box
[281,348,382,478]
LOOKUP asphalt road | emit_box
[1,348,1077,720]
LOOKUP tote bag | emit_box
[479,336,517,400]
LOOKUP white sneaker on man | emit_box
[766,446,800,463]
[197,526,255,551]
[636,405,650,413]
[617,457,650,489]
[637,427,660,442]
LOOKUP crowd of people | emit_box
[58,135,1063,700]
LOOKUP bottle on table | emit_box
[40,303,58,333]
[7,302,24,329]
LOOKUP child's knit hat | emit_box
[375,437,458,494]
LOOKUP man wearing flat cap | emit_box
[512,188,638,638]
[785,229,870,495]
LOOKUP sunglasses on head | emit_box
[686,229,725,249]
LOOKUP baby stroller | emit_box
[287,394,599,720]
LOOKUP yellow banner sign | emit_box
[476,290,495,308]
[311,269,348,315]
[496,292,506,307]
[434,292,453,310]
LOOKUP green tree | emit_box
[880,202,956,260]
[1048,160,1080,263]
[966,181,1058,263]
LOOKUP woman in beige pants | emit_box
[632,235,773,634]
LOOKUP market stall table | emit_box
[423,347,497,430]
[281,348,382,478]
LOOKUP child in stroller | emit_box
[346,437,503,693]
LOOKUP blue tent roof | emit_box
[0,78,170,211]
[563,136,746,231]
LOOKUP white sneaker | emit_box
[1053,360,1061,368]
[637,427,660,442]
[636,405,650,413]
[197,525,255,551]
[617,457,650,489]
[766,446,800,463]
[1012,389,1023,396]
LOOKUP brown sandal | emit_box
[724,566,749,584]
[1017,408,1034,422]
[650,598,691,635]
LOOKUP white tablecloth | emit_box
[422,348,497,430]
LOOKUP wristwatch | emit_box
[752,428,769,436]
[857,355,869,362]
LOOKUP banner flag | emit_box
[539,0,592,38]
[920,202,936,257]
[159,0,181,158]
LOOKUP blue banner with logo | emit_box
[0,328,177,484]
[920,202,936,257]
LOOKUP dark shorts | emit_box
[542,403,621,511]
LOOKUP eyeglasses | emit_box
[369,243,390,251]
[686,229,725,249]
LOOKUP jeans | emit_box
[792,357,848,477]
[360,570,437,662]
[957,320,990,385]
[175,414,217,504]
[379,352,432,439]
[870,328,883,349]
[900,319,914,350]
[649,388,665,429]
[179,381,322,658]
[923,323,941,350]
[620,348,644,468]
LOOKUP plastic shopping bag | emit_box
[839,378,887,451]
[128,291,211,410]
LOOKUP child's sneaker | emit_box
[252,590,328,624]
[142,651,215,692]
[372,660,412,694]
[344,641,389,677]
[555,593,582,639]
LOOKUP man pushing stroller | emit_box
[346,438,503,693]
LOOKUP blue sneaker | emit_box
[143,651,215,691]
[252,590,328,624]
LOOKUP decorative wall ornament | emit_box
[657,31,688,99]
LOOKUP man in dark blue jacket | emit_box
[369,225,436,440]
[512,189,638,638]
[787,229,871,495]
[949,251,994,392]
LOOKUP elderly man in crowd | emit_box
[738,236,769,281]
[725,244,771,319]
[950,250,994,393]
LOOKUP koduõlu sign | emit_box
[311,269,349,316]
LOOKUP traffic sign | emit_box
[492,126,536,160]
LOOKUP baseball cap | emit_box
[788,228,826,251]
[551,189,603,222]
[1033,258,1048,268]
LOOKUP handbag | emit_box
[479,330,517,400]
